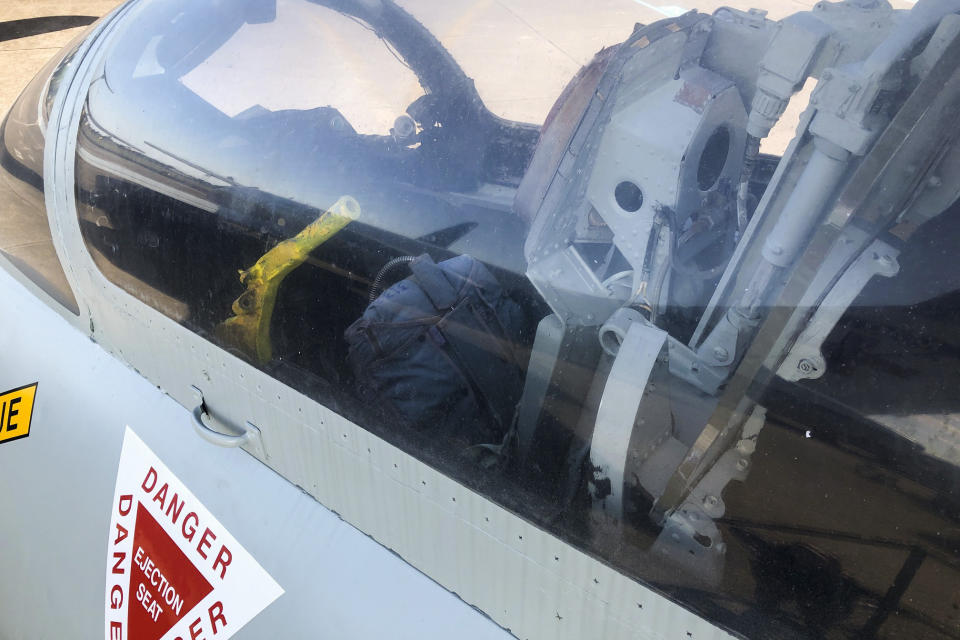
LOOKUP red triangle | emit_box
[127,502,214,640]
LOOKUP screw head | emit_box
[712,346,729,361]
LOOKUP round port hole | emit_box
[614,181,644,212]
[697,126,731,191]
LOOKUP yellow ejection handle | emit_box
[218,195,361,364]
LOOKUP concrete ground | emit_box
[0,1,118,116]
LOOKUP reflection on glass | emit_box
[0,41,81,314]
[74,1,960,638]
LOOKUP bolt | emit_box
[736,458,749,471]
[703,495,719,508]
[797,358,817,374]
[712,346,729,361]
[769,244,784,256]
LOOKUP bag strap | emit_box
[463,408,519,470]
[409,254,459,311]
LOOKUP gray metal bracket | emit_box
[778,237,900,381]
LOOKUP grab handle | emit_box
[190,386,265,457]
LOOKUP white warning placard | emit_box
[105,427,283,640]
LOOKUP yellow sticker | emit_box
[0,383,37,444]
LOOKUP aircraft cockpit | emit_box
[5,0,954,636]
